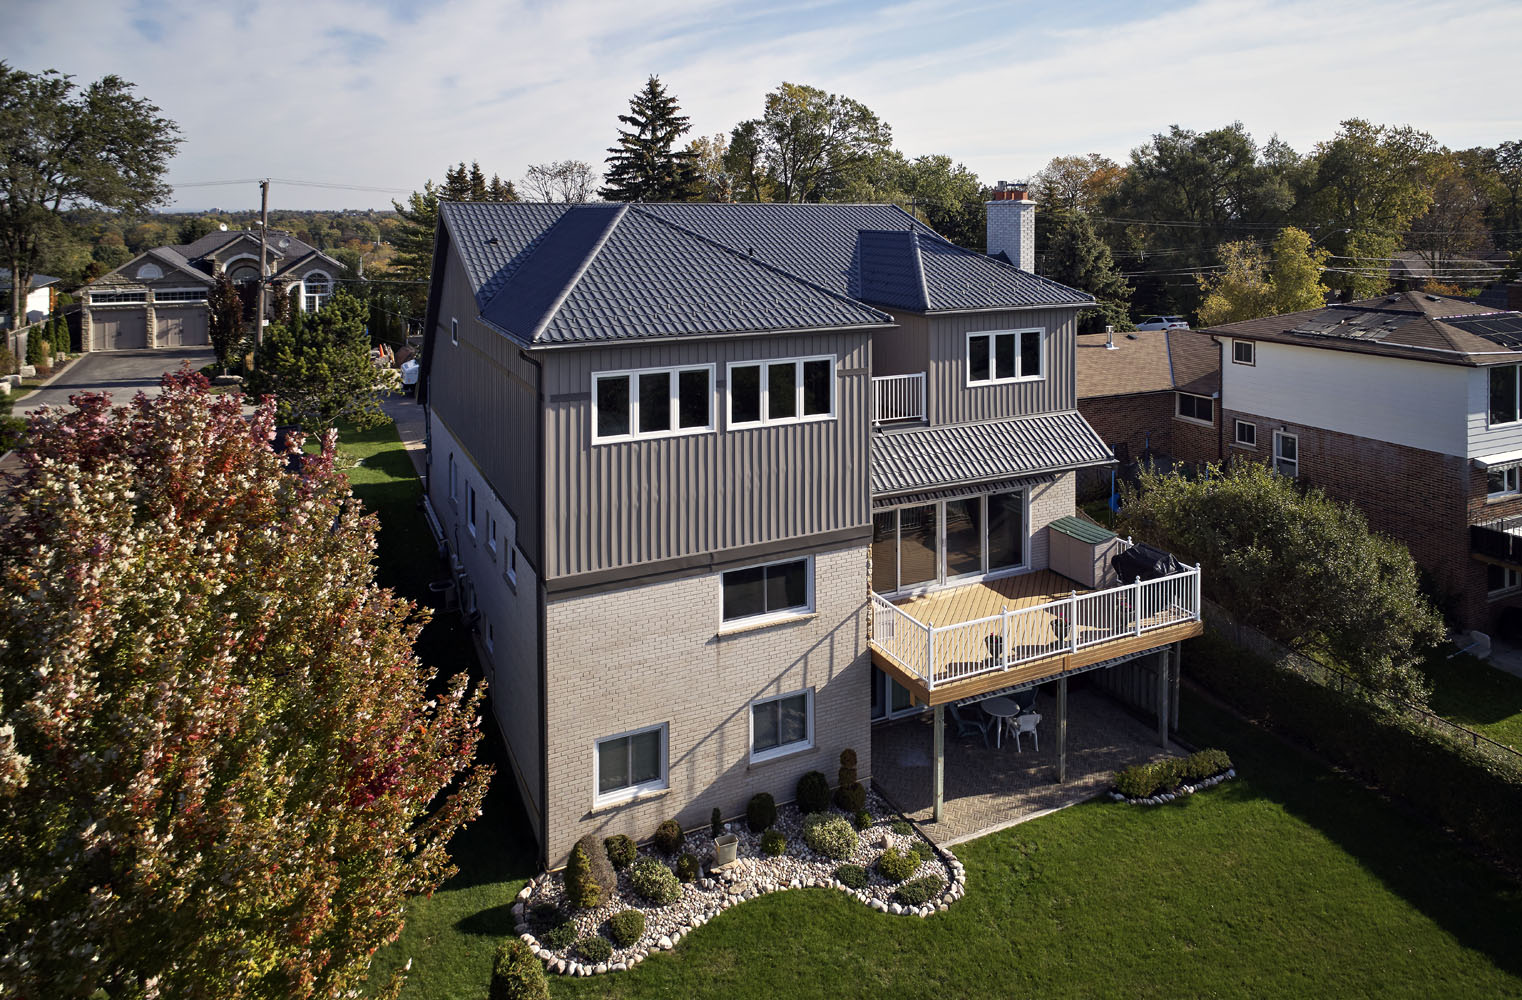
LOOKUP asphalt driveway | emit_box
[17,348,215,416]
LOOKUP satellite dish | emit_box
[218,223,228,231]
[278,238,291,249]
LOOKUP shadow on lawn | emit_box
[1179,691,1522,979]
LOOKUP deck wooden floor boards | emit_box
[890,570,1087,627]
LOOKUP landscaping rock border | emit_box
[512,790,967,976]
[1109,767,1236,806]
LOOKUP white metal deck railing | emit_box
[872,372,926,424]
[870,566,1202,690]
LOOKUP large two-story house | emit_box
[419,191,1204,867]
[1205,292,1522,634]
[81,229,342,351]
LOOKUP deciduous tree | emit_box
[1196,226,1328,325]
[0,371,490,999]
[521,160,598,203]
[600,76,701,202]
[730,82,892,203]
[207,271,244,372]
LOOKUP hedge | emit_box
[1185,631,1522,871]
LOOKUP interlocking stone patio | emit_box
[870,684,1183,845]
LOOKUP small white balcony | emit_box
[872,372,926,425]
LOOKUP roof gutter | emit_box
[518,319,902,349]
[920,299,1094,316]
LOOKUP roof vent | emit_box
[1105,325,1118,350]
[1126,333,1138,340]
[485,236,499,245]
[1427,294,1442,301]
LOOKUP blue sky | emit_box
[9,0,1522,211]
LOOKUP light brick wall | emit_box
[541,544,871,868]
[1028,472,1076,572]
[985,200,1036,272]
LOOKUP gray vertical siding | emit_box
[542,332,873,581]
[427,241,543,562]
[873,310,929,377]
[927,308,1079,425]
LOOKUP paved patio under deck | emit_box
[869,685,1183,845]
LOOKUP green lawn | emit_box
[346,419,1522,1000]
[1421,648,1522,750]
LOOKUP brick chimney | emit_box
[986,181,1036,272]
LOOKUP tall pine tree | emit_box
[601,76,701,202]
[1045,212,1135,333]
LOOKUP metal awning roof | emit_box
[872,410,1114,498]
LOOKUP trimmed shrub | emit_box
[675,852,701,883]
[1114,748,1234,798]
[528,901,561,929]
[890,820,913,837]
[490,937,550,1000]
[653,818,685,855]
[576,936,612,964]
[564,833,615,909]
[835,748,866,812]
[604,833,637,870]
[606,909,645,947]
[746,792,776,833]
[795,770,830,813]
[0,347,15,376]
[852,809,872,830]
[875,845,920,883]
[893,874,945,907]
[711,807,724,837]
[540,921,576,951]
[24,328,46,368]
[760,828,786,856]
[629,857,681,905]
[834,863,869,889]
[802,812,857,860]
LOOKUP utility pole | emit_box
[255,179,270,351]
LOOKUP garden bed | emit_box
[512,789,964,976]
[1109,748,1235,805]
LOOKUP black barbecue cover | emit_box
[1111,543,1186,582]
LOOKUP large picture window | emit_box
[303,272,332,313]
[1490,365,1520,427]
[967,329,1043,385]
[595,724,667,803]
[1487,464,1521,498]
[1175,393,1214,425]
[721,557,812,624]
[727,356,835,428]
[593,364,714,442]
[750,689,813,762]
[1273,430,1299,478]
[871,490,1025,594]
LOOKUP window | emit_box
[750,690,813,762]
[871,491,1025,594]
[136,263,164,280]
[487,515,498,555]
[1487,465,1521,498]
[593,365,714,442]
[1490,365,1520,427]
[508,546,518,587]
[153,289,208,302]
[1176,393,1214,424]
[467,484,478,537]
[450,317,459,345]
[1488,564,1521,596]
[595,724,667,803]
[1273,431,1298,478]
[89,291,148,304]
[721,557,812,624]
[1234,419,1257,448]
[303,272,332,312]
[228,262,260,284]
[447,453,457,503]
[727,357,834,428]
[485,622,495,653]
[967,329,1043,385]
[1232,340,1256,365]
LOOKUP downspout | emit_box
[525,347,550,872]
[1209,334,1225,461]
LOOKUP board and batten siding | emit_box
[542,331,873,581]
[1221,338,1469,457]
[873,310,930,378]
[427,239,543,563]
[1466,362,1522,459]
[927,308,1080,426]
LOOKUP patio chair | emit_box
[1012,712,1042,753]
[948,704,992,747]
[984,633,1005,666]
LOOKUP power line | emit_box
[174,177,413,195]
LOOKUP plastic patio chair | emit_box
[948,704,992,747]
[1012,712,1042,753]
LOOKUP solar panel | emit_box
[1444,313,1522,350]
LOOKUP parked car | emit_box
[1136,315,1190,330]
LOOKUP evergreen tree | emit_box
[389,180,439,313]
[207,272,245,372]
[600,76,700,202]
[487,174,518,202]
[467,161,488,201]
[1045,212,1135,333]
[442,163,471,201]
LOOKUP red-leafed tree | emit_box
[0,371,491,999]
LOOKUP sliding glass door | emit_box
[870,489,1026,594]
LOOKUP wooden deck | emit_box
[891,570,1089,627]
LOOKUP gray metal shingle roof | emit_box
[871,411,1114,497]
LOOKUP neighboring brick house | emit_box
[420,196,1204,867]
[1074,327,1221,496]
[1204,291,1522,633]
[80,230,342,351]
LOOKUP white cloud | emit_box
[9,0,1521,210]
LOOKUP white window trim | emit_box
[1486,464,1521,500]
[301,270,333,313]
[1233,419,1257,448]
[136,263,164,281]
[450,317,459,345]
[1487,565,1522,598]
[964,329,1046,387]
[1273,430,1299,478]
[447,453,457,505]
[487,515,498,556]
[748,688,815,764]
[592,363,717,443]
[593,722,669,807]
[873,489,1030,596]
[725,355,837,430]
[506,546,518,588]
[719,555,815,629]
[1232,340,1256,366]
[1175,392,1215,427]
[467,484,478,538]
[88,291,149,305]
[151,288,210,303]
[485,621,495,653]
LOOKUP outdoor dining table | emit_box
[981,696,1021,749]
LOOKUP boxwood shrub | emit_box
[629,857,682,905]
[603,833,637,870]
[795,770,831,813]
[576,935,612,964]
[540,921,576,951]
[834,863,869,889]
[606,909,645,947]
[875,845,920,883]
[747,792,777,833]
[890,820,913,837]
[852,809,873,830]
[802,812,857,859]
[490,937,550,1000]
[760,828,787,856]
[1113,748,1233,799]
[675,851,701,883]
[653,818,685,855]
[893,874,945,907]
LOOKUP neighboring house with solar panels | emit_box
[80,229,343,351]
[1203,291,1522,633]
[418,194,1205,868]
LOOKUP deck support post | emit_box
[932,704,945,823]
[1170,641,1182,732]
[1057,675,1068,783]
[1156,645,1170,748]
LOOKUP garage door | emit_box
[95,311,147,350]
[157,309,209,347]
